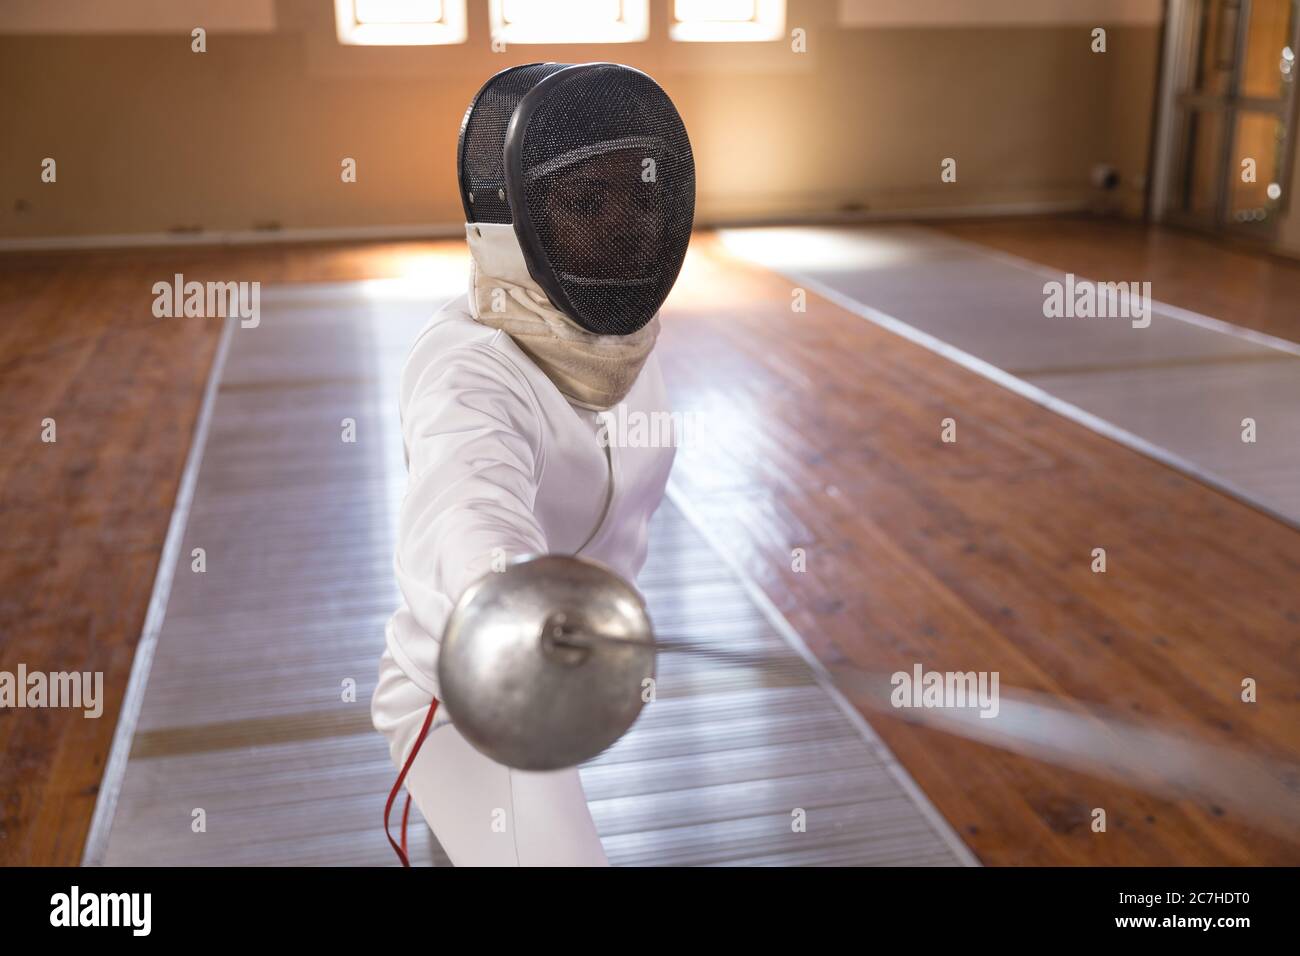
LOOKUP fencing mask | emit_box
[458,62,695,336]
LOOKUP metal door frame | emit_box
[1154,0,1300,239]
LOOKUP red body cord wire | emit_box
[384,697,440,867]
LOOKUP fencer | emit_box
[370,62,695,866]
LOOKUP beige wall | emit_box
[837,0,1163,27]
[0,0,1163,244]
[0,0,277,33]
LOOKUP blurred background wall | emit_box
[0,0,1167,246]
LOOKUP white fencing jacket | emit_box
[384,295,676,700]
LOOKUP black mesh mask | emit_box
[458,63,695,336]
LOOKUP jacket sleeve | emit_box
[388,343,548,695]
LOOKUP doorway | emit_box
[1163,0,1300,239]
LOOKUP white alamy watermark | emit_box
[50,886,151,936]
[0,664,103,718]
[891,664,1000,719]
[1042,273,1151,329]
[597,404,702,449]
[152,273,260,328]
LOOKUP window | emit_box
[333,0,466,45]
[670,0,785,42]
[489,0,649,45]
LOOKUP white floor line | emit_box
[665,484,983,867]
[727,257,1299,533]
[80,316,237,867]
[925,227,1300,358]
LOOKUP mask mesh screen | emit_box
[459,63,570,225]
[514,65,695,335]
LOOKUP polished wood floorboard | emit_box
[718,224,1300,524]
[0,243,450,865]
[3,218,1297,864]
[100,280,970,867]
[661,233,1300,865]
[934,215,1300,346]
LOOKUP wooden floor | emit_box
[935,216,1300,346]
[0,242,446,865]
[663,232,1300,865]
[719,224,1300,524]
[96,279,971,865]
[3,219,1298,865]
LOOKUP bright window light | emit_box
[671,0,784,42]
[355,0,441,23]
[334,0,466,45]
[489,0,649,44]
[676,0,754,21]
